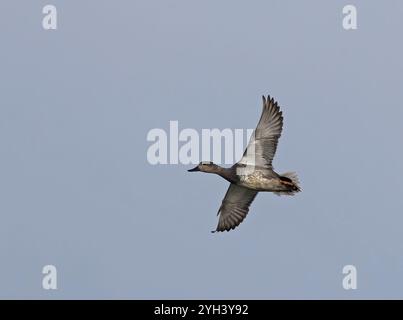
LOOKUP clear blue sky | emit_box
[1,1,403,299]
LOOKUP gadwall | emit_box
[188,95,301,232]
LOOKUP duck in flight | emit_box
[188,95,301,232]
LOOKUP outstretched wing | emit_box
[213,184,258,232]
[239,95,283,169]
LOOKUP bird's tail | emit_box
[274,172,301,196]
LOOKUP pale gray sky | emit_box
[1,1,403,299]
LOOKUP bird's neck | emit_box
[214,166,236,183]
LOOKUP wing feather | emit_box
[214,184,258,232]
[239,95,283,169]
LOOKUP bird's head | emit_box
[188,161,218,173]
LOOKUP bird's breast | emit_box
[238,171,283,191]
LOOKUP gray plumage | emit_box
[188,95,301,232]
